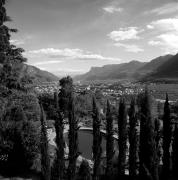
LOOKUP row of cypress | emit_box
[40,82,178,180]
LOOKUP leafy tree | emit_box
[0,0,28,89]
[128,98,138,179]
[118,98,127,177]
[162,94,172,179]
[40,104,51,180]
[51,92,65,180]
[59,76,73,116]
[0,106,39,174]
[106,100,114,178]
[67,95,79,180]
[92,96,102,180]
[139,89,159,180]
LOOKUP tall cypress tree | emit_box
[92,96,102,180]
[51,92,65,180]
[68,95,79,180]
[139,89,159,180]
[40,103,51,180]
[128,98,137,179]
[106,100,114,178]
[118,98,127,177]
[172,124,178,178]
[162,94,172,179]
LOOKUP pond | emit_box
[64,129,118,160]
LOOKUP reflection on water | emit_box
[64,129,118,159]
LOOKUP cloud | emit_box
[149,18,178,32]
[146,25,154,29]
[10,35,33,46]
[145,2,178,16]
[33,60,62,66]
[27,48,121,62]
[147,18,178,53]
[108,27,144,41]
[10,39,25,45]
[103,6,123,13]
[114,43,144,53]
[148,40,162,46]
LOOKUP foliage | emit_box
[0,106,39,174]
[118,98,127,177]
[162,94,172,179]
[128,98,138,179]
[0,0,30,90]
[77,160,91,180]
[92,96,102,180]
[40,104,51,180]
[106,100,114,178]
[59,76,73,116]
[68,95,79,180]
[172,124,178,177]
[139,89,159,180]
[51,92,65,180]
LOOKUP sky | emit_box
[6,0,178,76]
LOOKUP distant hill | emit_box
[144,53,178,82]
[137,55,173,75]
[22,64,59,83]
[75,61,146,81]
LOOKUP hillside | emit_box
[137,55,173,75]
[145,53,178,82]
[22,64,59,83]
[75,61,146,81]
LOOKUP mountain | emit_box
[146,53,178,80]
[137,55,173,75]
[75,61,146,81]
[22,64,59,83]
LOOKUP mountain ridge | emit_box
[74,54,177,82]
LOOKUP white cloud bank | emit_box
[147,18,178,54]
[114,43,144,53]
[108,27,143,41]
[26,48,121,62]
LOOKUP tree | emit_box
[78,160,91,180]
[0,0,28,89]
[162,94,172,179]
[40,104,51,180]
[67,95,79,180]
[92,96,102,180]
[128,98,138,179]
[172,124,178,178]
[51,92,65,180]
[139,89,159,180]
[106,100,114,178]
[0,106,39,174]
[59,76,73,117]
[118,98,127,178]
